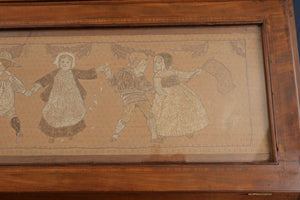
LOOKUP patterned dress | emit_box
[152,69,209,137]
[35,68,97,138]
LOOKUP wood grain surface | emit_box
[0,192,299,200]
[0,0,299,195]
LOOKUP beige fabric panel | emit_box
[0,26,271,163]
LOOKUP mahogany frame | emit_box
[0,0,299,193]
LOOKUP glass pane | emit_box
[0,25,272,163]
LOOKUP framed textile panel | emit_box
[0,26,272,163]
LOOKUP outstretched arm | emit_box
[10,73,27,95]
[74,68,98,80]
[175,67,202,79]
[34,70,55,88]
[7,72,34,97]
[30,70,57,96]
[75,63,109,79]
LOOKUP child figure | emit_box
[31,52,105,143]
[0,50,31,143]
[152,53,209,139]
[103,52,161,143]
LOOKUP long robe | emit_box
[152,69,209,137]
[35,68,97,138]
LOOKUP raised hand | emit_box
[24,89,33,97]
[103,65,114,79]
[96,63,109,74]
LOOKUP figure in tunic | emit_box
[0,50,31,143]
[152,53,209,139]
[103,52,161,143]
[31,52,105,143]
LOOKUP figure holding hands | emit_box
[0,50,32,143]
[30,52,106,143]
[101,52,161,143]
[152,53,209,139]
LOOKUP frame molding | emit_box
[0,0,299,193]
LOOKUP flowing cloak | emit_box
[35,68,97,138]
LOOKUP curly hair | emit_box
[109,69,144,92]
[128,52,148,68]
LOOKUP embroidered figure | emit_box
[0,49,31,143]
[152,53,209,139]
[30,52,105,143]
[103,52,161,143]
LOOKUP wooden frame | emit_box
[0,0,299,194]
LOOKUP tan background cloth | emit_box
[0,26,271,163]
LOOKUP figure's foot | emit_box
[15,131,23,144]
[48,137,55,143]
[151,137,164,144]
[110,134,119,142]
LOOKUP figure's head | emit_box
[0,60,10,72]
[154,53,172,73]
[53,52,76,71]
[128,52,148,76]
[0,50,21,73]
[134,59,148,77]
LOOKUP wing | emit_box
[139,48,156,57]
[70,43,92,58]
[180,42,208,57]
[111,43,134,59]
[46,43,92,58]
[7,44,25,58]
[46,44,65,57]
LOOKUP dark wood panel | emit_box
[0,192,299,200]
[0,1,281,28]
[0,163,299,192]
[0,0,281,3]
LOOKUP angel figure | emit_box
[102,52,161,143]
[30,52,106,143]
[152,53,209,139]
[0,49,32,143]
